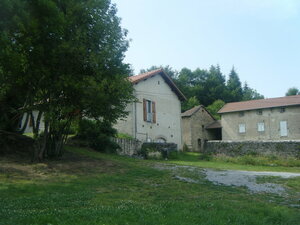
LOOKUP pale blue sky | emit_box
[112,0,300,98]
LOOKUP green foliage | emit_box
[242,82,264,101]
[285,87,299,96]
[76,119,119,153]
[116,133,134,139]
[1,147,300,225]
[0,0,134,159]
[206,99,225,119]
[199,152,213,161]
[139,145,161,159]
[211,154,300,167]
[226,67,243,102]
[141,65,264,109]
[181,96,200,112]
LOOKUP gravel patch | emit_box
[203,169,300,194]
[154,163,300,195]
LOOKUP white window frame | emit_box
[239,123,246,133]
[257,122,265,132]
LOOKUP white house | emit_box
[114,69,186,149]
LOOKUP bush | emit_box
[74,119,119,153]
[116,133,133,139]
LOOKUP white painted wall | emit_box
[114,75,183,149]
[21,111,45,133]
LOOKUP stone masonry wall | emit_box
[204,140,300,158]
[112,137,142,156]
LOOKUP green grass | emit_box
[0,147,299,225]
[167,152,300,173]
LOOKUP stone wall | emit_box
[141,142,177,159]
[204,140,300,158]
[112,137,142,156]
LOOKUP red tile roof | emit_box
[218,95,300,114]
[129,69,186,101]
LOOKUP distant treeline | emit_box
[140,65,264,117]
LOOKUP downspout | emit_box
[134,101,137,139]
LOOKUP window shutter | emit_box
[143,99,146,121]
[152,101,156,123]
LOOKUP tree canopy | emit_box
[0,0,133,159]
[140,65,264,114]
[286,87,299,96]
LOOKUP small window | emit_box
[239,112,244,117]
[257,110,263,115]
[239,124,246,133]
[280,108,285,113]
[201,125,205,132]
[257,122,264,132]
[198,139,202,146]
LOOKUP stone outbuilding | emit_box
[181,105,221,151]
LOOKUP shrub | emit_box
[75,119,119,153]
[116,133,133,139]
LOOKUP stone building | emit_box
[114,69,186,149]
[181,105,221,151]
[219,95,300,141]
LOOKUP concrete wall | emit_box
[114,75,183,149]
[221,106,300,141]
[182,107,216,151]
[204,140,300,158]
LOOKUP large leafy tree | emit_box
[286,87,299,96]
[0,0,133,159]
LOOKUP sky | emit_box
[112,0,300,98]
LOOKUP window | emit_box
[143,99,156,123]
[257,122,265,132]
[198,139,202,146]
[280,108,285,113]
[201,125,205,132]
[239,111,244,117]
[146,100,152,122]
[280,121,288,137]
[257,110,263,115]
[239,123,246,133]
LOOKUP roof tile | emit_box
[218,95,300,113]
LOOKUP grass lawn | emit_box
[0,147,299,225]
[167,152,300,173]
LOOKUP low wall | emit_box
[112,137,142,156]
[141,142,177,159]
[204,140,300,158]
